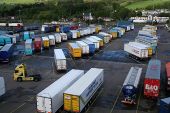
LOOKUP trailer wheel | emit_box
[34,77,39,82]
[17,77,22,82]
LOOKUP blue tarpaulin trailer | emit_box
[160,97,170,113]
[0,44,14,62]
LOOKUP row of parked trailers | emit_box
[37,68,104,113]
[121,59,161,105]
[124,25,158,59]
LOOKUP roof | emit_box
[37,69,84,98]
[76,41,88,47]
[64,68,103,96]
[54,49,66,60]
[25,39,32,44]
[145,59,161,79]
[166,62,170,77]
[68,43,80,49]
[60,33,67,35]
[129,42,150,48]
[48,35,55,39]
[127,42,148,50]
[86,37,99,43]
[123,67,142,88]
[42,37,49,40]
[90,36,102,41]
[82,39,94,45]
[34,38,41,41]
[161,97,170,104]
[0,44,13,51]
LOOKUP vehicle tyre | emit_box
[34,77,39,82]
[17,77,22,82]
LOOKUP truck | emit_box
[160,97,170,113]
[0,77,5,97]
[25,39,33,55]
[86,37,100,51]
[68,43,82,58]
[13,64,41,82]
[48,35,56,46]
[122,67,142,104]
[54,49,66,71]
[82,39,95,55]
[138,30,158,39]
[64,68,104,113]
[76,41,89,55]
[166,62,170,90]
[0,44,14,62]
[144,59,161,98]
[34,38,42,52]
[124,42,151,59]
[37,69,84,113]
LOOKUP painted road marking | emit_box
[9,96,34,113]
[109,87,122,113]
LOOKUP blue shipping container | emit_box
[160,97,170,113]
[25,48,33,55]
[3,36,12,44]
[0,44,14,62]
[0,37,5,45]
[24,32,30,40]
[82,39,95,55]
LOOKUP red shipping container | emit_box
[144,59,161,98]
[34,38,42,52]
[166,62,170,90]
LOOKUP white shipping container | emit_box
[25,39,32,49]
[89,26,96,34]
[76,41,89,54]
[70,30,78,39]
[37,69,84,113]
[86,37,100,50]
[64,68,104,112]
[48,35,56,46]
[54,33,62,43]
[54,49,66,70]
[60,33,67,41]
[124,42,149,58]
[41,25,48,32]
[0,77,5,97]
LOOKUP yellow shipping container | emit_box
[110,32,118,39]
[68,43,82,58]
[148,48,153,57]
[42,37,49,49]
[77,31,81,38]
[64,94,72,111]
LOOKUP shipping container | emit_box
[135,36,157,54]
[95,25,102,33]
[70,30,78,39]
[0,44,14,62]
[64,68,104,113]
[54,49,66,70]
[89,26,96,34]
[142,27,156,36]
[41,25,48,32]
[0,37,5,45]
[122,67,142,104]
[145,25,157,31]
[144,59,161,98]
[48,35,56,46]
[34,38,42,52]
[25,39,33,55]
[0,77,5,97]
[2,36,12,44]
[61,26,70,33]
[82,39,95,55]
[42,37,50,49]
[128,42,153,57]
[111,27,123,37]
[109,29,118,39]
[160,97,170,113]
[5,34,17,44]
[60,33,67,41]
[37,69,84,113]
[138,30,158,39]
[124,42,150,59]
[77,30,81,38]
[98,32,112,42]
[23,31,30,41]
[166,62,170,90]
[68,43,82,58]
[90,36,104,48]
[86,37,100,50]
[76,41,89,55]
[54,33,62,43]
[30,31,35,39]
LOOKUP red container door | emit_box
[144,78,160,98]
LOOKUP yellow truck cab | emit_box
[13,64,41,82]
